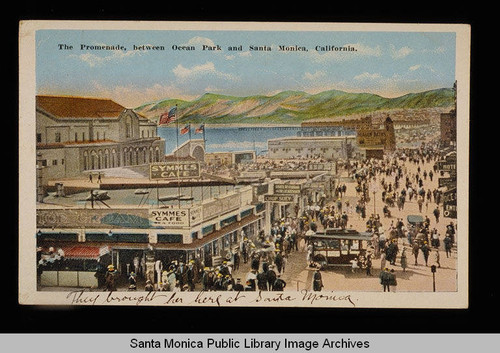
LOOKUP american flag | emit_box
[180,124,190,135]
[158,106,177,126]
[195,124,205,134]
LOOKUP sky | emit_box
[35,29,456,108]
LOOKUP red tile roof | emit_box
[37,95,126,119]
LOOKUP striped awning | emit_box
[61,246,110,259]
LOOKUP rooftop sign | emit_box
[150,162,200,180]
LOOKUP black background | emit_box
[7,2,491,334]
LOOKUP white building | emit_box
[36,95,166,182]
[267,135,359,160]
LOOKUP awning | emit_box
[155,214,262,250]
[61,246,109,260]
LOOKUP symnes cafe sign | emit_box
[150,162,200,180]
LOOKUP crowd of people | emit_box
[38,135,457,293]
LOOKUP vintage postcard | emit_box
[18,21,470,308]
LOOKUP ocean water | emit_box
[158,126,302,156]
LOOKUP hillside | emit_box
[135,88,455,125]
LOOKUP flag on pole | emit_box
[158,106,177,126]
[195,124,205,134]
[180,124,190,135]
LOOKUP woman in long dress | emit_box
[400,247,408,272]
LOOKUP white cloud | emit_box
[423,46,446,54]
[184,36,216,47]
[172,62,237,82]
[354,72,382,81]
[303,71,326,81]
[409,64,436,73]
[89,81,195,107]
[391,45,413,59]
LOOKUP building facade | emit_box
[36,185,266,287]
[440,109,457,146]
[36,95,166,182]
[301,115,396,158]
[267,136,359,160]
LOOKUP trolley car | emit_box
[304,228,373,267]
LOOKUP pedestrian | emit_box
[379,268,391,292]
[272,273,286,291]
[433,207,440,223]
[88,173,93,183]
[444,234,453,258]
[233,251,240,271]
[431,230,440,248]
[380,252,387,271]
[176,262,186,289]
[201,267,211,291]
[97,172,102,184]
[104,264,117,292]
[446,222,456,244]
[167,269,177,291]
[389,269,398,293]
[412,242,420,265]
[94,262,106,289]
[365,254,373,276]
[145,279,155,292]
[400,247,408,272]
[350,257,359,273]
[282,254,288,274]
[387,240,398,265]
[417,196,424,213]
[245,269,257,291]
[421,241,431,266]
[128,272,137,291]
[186,262,195,291]
[257,270,268,291]
[240,237,248,264]
[313,268,324,291]
[160,271,170,291]
[213,273,225,291]
[274,250,283,274]
[233,278,244,291]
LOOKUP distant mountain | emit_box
[135,88,455,125]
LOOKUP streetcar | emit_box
[304,228,373,267]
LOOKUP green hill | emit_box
[135,88,454,124]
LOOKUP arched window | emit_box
[134,148,139,165]
[125,116,132,138]
[104,149,110,169]
[98,150,103,169]
[90,150,97,170]
[123,148,129,165]
[83,151,89,170]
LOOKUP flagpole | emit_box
[176,106,181,208]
